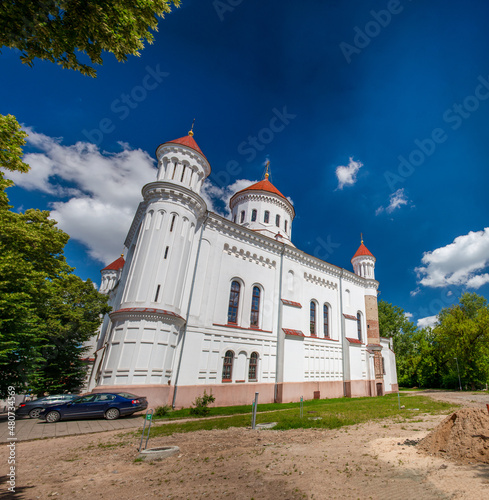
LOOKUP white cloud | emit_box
[415,228,489,289]
[410,287,421,297]
[201,178,259,218]
[417,315,438,328]
[465,273,489,289]
[335,157,363,189]
[376,188,409,215]
[6,128,156,264]
[404,312,413,320]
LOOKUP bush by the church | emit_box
[189,391,215,416]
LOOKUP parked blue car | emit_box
[16,394,79,418]
[38,392,148,423]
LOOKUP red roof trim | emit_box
[281,299,302,308]
[343,313,357,320]
[283,328,305,337]
[346,337,363,344]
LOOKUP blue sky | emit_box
[2,0,489,327]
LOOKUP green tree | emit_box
[434,293,489,390]
[378,300,440,388]
[0,114,29,206]
[0,0,180,77]
[0,114,110,397]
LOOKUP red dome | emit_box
[235,178,287,200]
[351,242,374,261]
[165,135,205,157]
[102,255,125,271]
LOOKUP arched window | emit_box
[357,312,362,341]
[275,214,280,227]
[323,303,330,337]
[250,286,261,328]
[248,352,258,381]
[227,281,240,324]
[310,301,317,336]
[285,220,288,233]
[222,350,234,381]
[240,211,245,223]
[264,211,270,223]
[251,209,257,222]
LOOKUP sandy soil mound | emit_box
[418,407,489,464]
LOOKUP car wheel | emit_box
[28,408,42,419]
[105,408,120,420]
[45,411,61,423]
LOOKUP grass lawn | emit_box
[147,393,456,438]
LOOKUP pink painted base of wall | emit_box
[94,380,383,409]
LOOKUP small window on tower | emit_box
[264,211,270,223]
[154,285,161,302]
[180,165,186,182]
[233,214,237,223]
[251,209,257,222]
[285,220,288,233]
[164,246,169,259]
[240,211,245,223]
[275,214,280,227]
[170,214,176,232]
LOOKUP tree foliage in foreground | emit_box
[0,0,180,77]
[0,114,110,398]
[379,293,489,390]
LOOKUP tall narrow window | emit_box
[264,211,270,223]
[233,214,237,223]
[222,350,234,381]
[154,285,161,302]
[170,214,176,232]
[357,312,362,341]
[171,162,177,179]
[227,281,240,324]
[180,165,186,182]
[251,209,257,222]
[275,214,280,227]
[285,220,288,233]
[310,301,316,336]
[323,304,329,337]
[164,246,169,259]
[249,352,258,381]
[240,211,245,223]
[250,286,261,328]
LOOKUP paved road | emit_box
[0,412,146,443]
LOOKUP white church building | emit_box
[88,131,398,408]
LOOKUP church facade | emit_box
[88,132,398,408]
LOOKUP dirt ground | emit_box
[7,391,489,499]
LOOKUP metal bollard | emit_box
[138,408,154,452]
[251,392,259,429]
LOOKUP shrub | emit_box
[154,405,172,417]
[189,391,215,416]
